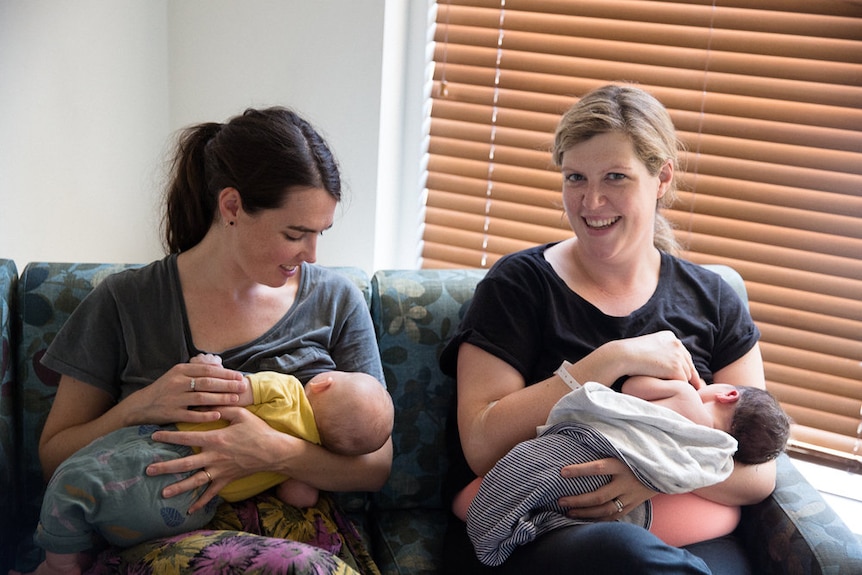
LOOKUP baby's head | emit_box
[729,386,791,465]
[702,383,791,465]
[305,371,394,456]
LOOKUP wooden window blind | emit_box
[421,0,862,469]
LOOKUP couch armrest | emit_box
[0,259,19,574]
[737,454,862,574]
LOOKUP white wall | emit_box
[0,0,429,273]
[0,0,170,267]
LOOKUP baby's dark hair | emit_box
[730,387,791,465]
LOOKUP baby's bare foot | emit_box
[276,478,320,509]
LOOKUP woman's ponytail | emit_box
[163,122,222,254]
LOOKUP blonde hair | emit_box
[552,84,682,255]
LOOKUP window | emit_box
[421,0,862,469]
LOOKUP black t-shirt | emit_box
[439,243,760,501]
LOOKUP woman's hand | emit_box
[558,458,656,520]
[122,361,246,427]
[619,331,700,388]
[147,406,284,513]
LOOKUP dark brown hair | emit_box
[162,107,341,253]
[730,386,791,465]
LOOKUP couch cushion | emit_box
[371,508,447,575]
[738,453,862,574]
[0,258,18,573]
[333,266,372,307]
[370,269,486,511]
[701,264,748,305]
[14,263,141,548]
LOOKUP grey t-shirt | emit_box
[42,254,384,402]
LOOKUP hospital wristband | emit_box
[555,360,581,391]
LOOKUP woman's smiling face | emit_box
[232,186,337,287]
[559,131,672,262]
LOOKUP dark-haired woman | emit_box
[35,107,389,574]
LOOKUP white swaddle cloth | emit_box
[467,382,737,566]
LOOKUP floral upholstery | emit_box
[369,269,484,574]
[2,261,860,574]
[15,263,141,552]
[738,454,862,574]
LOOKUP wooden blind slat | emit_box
[676,177,861,216]
[667,210,862,261]
[750,301,861,343]
[789,430,860,462]
[431,53,862,117]
[424,210,571,248]
[422,241,494,268]
[428,154,561,190]
[439,25,861,86]
[673,191,861,236]
[425,191,570,234]
[677,155,861,195]
[431,117,556,151]
[440,2,862,48]
[782,405,861,440]
[423,227,531,262]
[759,325,862,370]
[475,0,862,29]
[426,172,563,209]
[433,67,862,130]
[678,232,862,283]
[435,47,862,110]
[766,362,862,401]
[428,137,556,172]
[768,384,861,431]
[432,84,862,151]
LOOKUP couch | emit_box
[1,258,860,574]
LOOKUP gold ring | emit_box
[190,378,196,391]
[203,469,213,482]
[613,497,624,513]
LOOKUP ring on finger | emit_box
[189,378,196,391]
[203,469,213,482]
[613,497,624,514]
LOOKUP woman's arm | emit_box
[456,343,659,520]
[457,328,703,477]
[39,362,245,480]
[39,377,116,480]
[149,406,393,514]
[694,458,776,506]
[456,343,572,476]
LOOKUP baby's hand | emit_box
[191,353,223,366]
